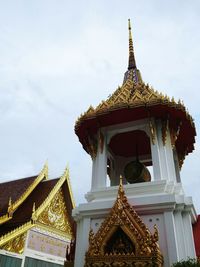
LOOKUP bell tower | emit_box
[73,20,197,267]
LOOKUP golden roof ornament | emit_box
[75,20,196,168]
[85,176,163,266]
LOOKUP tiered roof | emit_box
[75,20,196,167]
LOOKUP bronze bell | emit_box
[124,160,151,184]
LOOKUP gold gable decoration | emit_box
[85,178,163,267]
[37,189,73,237]
[1,233,27,254]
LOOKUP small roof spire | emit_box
[128,19,136,70]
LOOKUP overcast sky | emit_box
[0,1,199,212]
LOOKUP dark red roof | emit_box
[0,176,38,215]
[193,215,200,257]
[0,177,75,237]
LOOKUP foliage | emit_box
[172,258,200,267]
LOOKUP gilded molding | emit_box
[35,222,72,240]
[149,120,156,145]
[1,233,27,254]
[75,80,193,130]
[0,162,48,225]
[32,166,75,221]
[85,179,163,266]
[0,221,33,247]
[37,189,73,238]
[161,120,168,146]
[12,162,48,211]
[98,131,104,154]
[65,168,76,209]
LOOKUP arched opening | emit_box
[107,130,153,186]
[104,227,135,255]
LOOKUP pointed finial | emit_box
[32,202,36,213]
[128,19,136,70]
[118,175,124,194]
[8,197,12,207]
[119,175,123,186]
[7,197,13,215]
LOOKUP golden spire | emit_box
[118,175,124,194]
[128,19,136,70]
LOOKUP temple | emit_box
[0,164,75,266]
[0,20,199,267]
[73,20,198,267]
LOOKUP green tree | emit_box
[172,258,200,267]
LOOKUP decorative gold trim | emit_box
[98,131,104,154]
[0,214,10,225]
[161,120,168,145]
[85,179,163,266]
[149,120,156,145]
[0,221,34,247]
[35,221,72,240]
[32,166,74,220]
[12,162,48,211]
[65,167,76,209]
[0,162,48,225]
[1,232,27,254]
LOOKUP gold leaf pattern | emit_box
[37,189,72,237]
[1,233,26,254]
[85,182,163,266]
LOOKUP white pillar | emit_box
[174,209,187,260]
[164,211,179,265]
[156,120,169,180]
[182,212,196,258]
[91,133,107,190]
[74,218,90,267]
[164,129,177,182]
[150,120,162,181]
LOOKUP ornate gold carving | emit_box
[178,153,186,169]
[170,121,182,148]
[75,79,191,129]
[1,233,26,254]
[85,180,163,267]
[99,131,104,153]
[161,119,168,146]
[149,120,156,145]
[37,189,73,238]
[0,162,48,225]
[32,166,75,220]
[0,221,33,247]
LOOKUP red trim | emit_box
[75,104,196,160]
[193,215,200,257]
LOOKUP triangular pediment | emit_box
[37,188,73,237]
[85,180,163,266]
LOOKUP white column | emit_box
[91,157,97,190]
[156,120,169,180]
[182,212,196,258]
[74,217,91,267]
[174,209,187,260]
[164,211,179,266]
[173,149,181,183]
[150,120,162,181]
[74,219,83,267]
[91,133,107,190]
[164,129,177,182]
